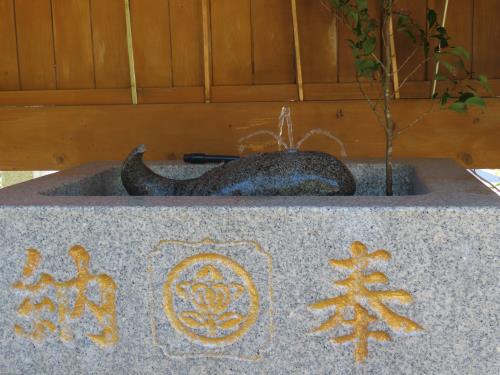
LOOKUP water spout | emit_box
[278,106,294,150]
[238,130,288,153]
[238,106,347,158]
[296,128,347,158]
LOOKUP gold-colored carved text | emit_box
[310,241,422,363]
[12,246,119,347]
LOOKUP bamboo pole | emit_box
[431,0,450,98]
[124,0,138,105]
[202,0,212,103]
[388,14,400,99]
[290,0,304,101]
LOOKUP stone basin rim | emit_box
[0,158,498,208]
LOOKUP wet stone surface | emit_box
[121,147,357,196]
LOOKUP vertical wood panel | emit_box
[170,0,204,87]
[211,0,252,85]
[251,0,295,84]
[130,0,172,88]
[296,0,337,83]
[338,0,380,82]
[90,0,130,88]
[14,0,56,90]
[393,0,427,82]
[427,0,473,80]
[0,0,19,90]
[473,0,500,78]
[52,0,95,89]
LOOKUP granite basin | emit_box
[0,159,498,375]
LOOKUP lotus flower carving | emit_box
[175,264,246,336]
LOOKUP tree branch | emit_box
[356,77,385,129]
[399,57,431,89]
[398,47,419,73]
[395,101,435,136]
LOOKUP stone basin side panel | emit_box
[0,206,498,375]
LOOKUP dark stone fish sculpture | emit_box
[121,145,356,196]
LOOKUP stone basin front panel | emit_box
[0,159,498,375]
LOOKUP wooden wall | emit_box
[1,0,499,104]
[0,0,499,169]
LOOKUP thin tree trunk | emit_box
[383,0,394,196]
[385,131,393,196]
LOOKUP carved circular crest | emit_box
[163,253,259,346]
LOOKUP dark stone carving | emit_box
[121,145,356,196]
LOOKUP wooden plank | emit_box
[251,0,295,84]
[0,79,493,106]
[427,0,473,81]
[0,0,19,90]
[304,83,381,100]
[393,0,427,83]
[130,0,172,88]
[304,81,432,100]
[1,99,498,170]
[0,89,131,106]
[90,0,130,88]
[170,0,204,87]
[14,0,56,90]
[338,0,380,82]
[211,84,298,102]
[52,0,95,89]
[138,87,204,104]
[473,0,500,78]
[305,79,500,101]
[296,0,337,83]
[211,0,252,85]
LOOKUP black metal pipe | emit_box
[183,153,241,164]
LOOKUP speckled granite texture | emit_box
[0,159,498,375]
[122,147,357,196]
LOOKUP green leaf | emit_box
[356,0,368,11]
[458,92,475,102]
[450,46,471,61]
[440,91,451,106]
[427,9,437,28]
[449,102,467,113]
[441,60,456,75]
[465,96,486,108]
[355,58,379,77]
[435,73,448,81]
[362,36,376,55]
[349,10,359,28]
[402,29,417,43]
[478,75,492,92]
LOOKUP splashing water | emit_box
[296,128,347,158]
[238,106,347,157]
[278,106,294,150]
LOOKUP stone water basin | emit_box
[0,159,498,375]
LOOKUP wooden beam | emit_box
[137,87,204,104]
[0,100,498,170]
[211,84,298,102]
[0,79,495,106]
[0,89,132,106]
